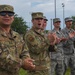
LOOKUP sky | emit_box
[0,0,75,30]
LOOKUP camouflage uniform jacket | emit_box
[0,28,30,75]
[51,29,65,51]
[50,29,65,59]
[62,27,75,54]
[24,27,50,71]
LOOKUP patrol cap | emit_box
[43,16,48,21]
[65,17,73,22]
[31,12,43,19]
[0,4,14,13]
[53,18,61,23]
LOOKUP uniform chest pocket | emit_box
[0,43,10,59]
[0,39,16,56]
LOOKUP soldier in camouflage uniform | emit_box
[23,12,57,75]
[62,17,75,75]
[41,16,48,30]
[0,4,35,75]
[41,16,48,37]
[50,18,66,75]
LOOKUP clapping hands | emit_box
[69,31,75,38]
[22,58,35,71]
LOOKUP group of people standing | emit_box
[49,17,75,75]
[43,16,75,75]
[0,4,75,75]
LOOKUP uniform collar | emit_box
[0,27,16,38]
[31,26,44,35]
[65,27,72,32]
[53,28,60,33]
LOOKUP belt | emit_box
[34,65,50,71]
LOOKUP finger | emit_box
[26,58,35,62]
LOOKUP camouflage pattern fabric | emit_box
[23,27,51,75]
[31,12,43,19]
[0,28,29,75]
[53,18,61,23]
[0,4,14,13]
[27,69,50,75]
[50,29,65,75]
[62,27,75,75]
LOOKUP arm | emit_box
[20,42,35,71]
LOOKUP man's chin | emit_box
[2,24,10,27]
[3,23,11,25]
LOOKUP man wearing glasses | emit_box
[62,17,75,75]
[0,4,35,75]
[50,18,65,75]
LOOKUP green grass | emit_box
[19,68,27,75]
[65,68,71,75]
[19,68,71,75]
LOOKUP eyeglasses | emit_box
[0,12,14,17]
[55,21,61,23]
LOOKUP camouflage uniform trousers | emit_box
[64,54,75,75]
[0,70,19,75]
[27,68,51,75]
[50,48,64,75]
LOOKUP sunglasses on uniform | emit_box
[0,12,14,17]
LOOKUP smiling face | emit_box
[0,11,14,27]
[32,18,44,29]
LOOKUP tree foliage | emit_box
[72,16,75,29]
[11,14,28,34]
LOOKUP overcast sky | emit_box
[0,0,75,30]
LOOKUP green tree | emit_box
[72,16,75,29]
[11,14,29,34]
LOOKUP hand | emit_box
[69,32,75,38]
[55,37,61,44]
[22,58,35,71]
[47,32,57,45]
[60,37,68,42]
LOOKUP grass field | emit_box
[19,68,27,75]
[19,68,71,75]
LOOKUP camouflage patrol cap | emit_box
[53,18,61,23]
[0,4,14,13]
[31,12,43,19]
[43,16,48,21]
[65,17,73,22]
